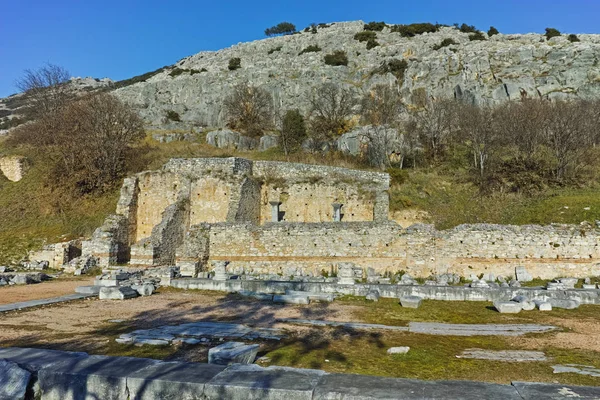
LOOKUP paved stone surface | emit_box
[277,318,409,332]
[313,373,523,400]
[203,364,326,400]
[408,322,556,336]
[551,364,600,377]
[0,347,88,371]
[512,381,600,399]
[0,359,30,400]
[116,321,286,345]
[208,342,260,365]
[0,293,94,313]
[457,349,547,362]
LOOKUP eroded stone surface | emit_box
[457,349,547,362]
[208,342,260,365]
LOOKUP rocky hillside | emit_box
[3,21,600,131]
[112,21,600,128]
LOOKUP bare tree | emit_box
[11,93,144,193]
[15,63,71,120]
[411,99,456,162]
[308,83,357,140]
[455,102,501,179]
[360,84,403,126]
[223,82,274,137]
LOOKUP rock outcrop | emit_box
[111,21,600,128]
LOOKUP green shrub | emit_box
[280,109,307,155]
[190,68,207,75]
[228,58,241,71]
[373,58,408,81]
[111,65,168,89]
[545,27,561,40]
[364,21,387,31]
[469,31,486,41]
[299,45,322,55]
[459,23,478,33]
[324,51,348,66]
[433,38,458,50]
[169,68,185,77]
[366,39,380,50]
[391,22,438,37]
[387,168,409,185]
[166,110,180,122]
[488,26,499,36]
[265,22,296,36]
[268,46,283,54]
[354,30,377,42]
[568,34,580,42]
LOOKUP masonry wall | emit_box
[207,222,600,279]
[136,172,182,241]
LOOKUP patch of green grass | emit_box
[263,328,600,385]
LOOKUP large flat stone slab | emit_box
[116,321,285,345]
[208,342,260,365]
[0,359,31,400]
[276,318,409,332]
[512,381,600,399]
[0,293,94,313]
[457,349,547,362]
[126,361,226,400]
[551,364,600,377]
[203,364,326,400]
[408,323,556,336]
[313,373,522,400]
[37,354,161,400]
[0,347,88,371]
[273,295,310,305]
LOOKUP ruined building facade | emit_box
[83,158,600,279]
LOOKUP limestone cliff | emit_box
[113,21,600,128]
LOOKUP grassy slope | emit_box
[1,131,600,263]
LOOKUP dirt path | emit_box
[0,277,94,305]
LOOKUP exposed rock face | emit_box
[0,156,28,182]
[112,21,600,128]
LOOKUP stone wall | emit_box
[84,157,600,279]
[0,156,28,182]
[206,222,600,279]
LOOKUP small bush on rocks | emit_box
[299,45,322,55]
[364,21,387,31]
[354,30,377,42]
[324,51,348,66]
[459,23,478,34]
[268,46,283,54]
[433,38,458,50]
[166,110,180,122]
[488,26,499,36]
[391,23,438,37]
[568,34,580,42]
[366,39,380,50]
[469,31,486,41]
[228,58,241,71]
[374,58,408,81]
[545,27,561,40]
[265,22,296,36]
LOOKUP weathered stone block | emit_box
[0,359,31,400]
[99,286,139,300]
[494,301,522,313]
[548,298,580,309]
[366,290,380,302]
[515,266,533,282]
[273,295,310,305]
[400,295,422,309]
[208,342,260,365]
[132,283,155,296]
[387,346,410,354]
[533,300,552,311]
[511,295,535,311]
[75,285,101,295]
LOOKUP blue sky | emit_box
[1,0,598,97]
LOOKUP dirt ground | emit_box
[0,281,598,384]
[0,277,94,305]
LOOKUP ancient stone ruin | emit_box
[79,157,600,281]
